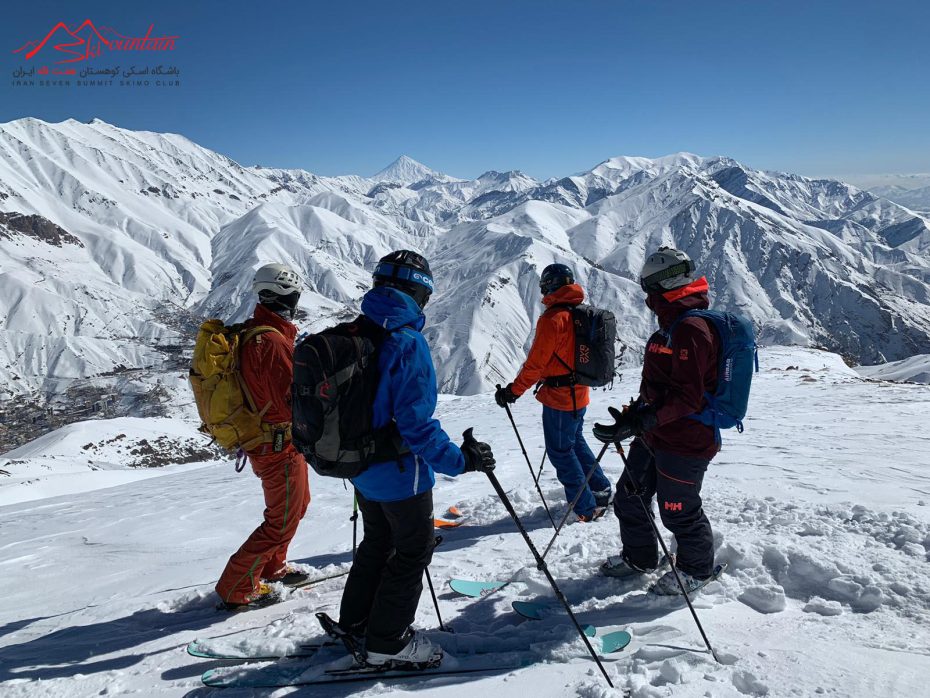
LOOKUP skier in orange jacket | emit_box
[495,263,612,522]
[215,263,312,609]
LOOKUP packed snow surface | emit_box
[2,347,929,697]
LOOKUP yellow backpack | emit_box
[189,319,289,453]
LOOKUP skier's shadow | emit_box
[0,595,230,682]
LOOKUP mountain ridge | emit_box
[1,117,929,415]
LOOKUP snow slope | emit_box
[858,354,930,384]
[2,347,929,697]
[4,118,930,404]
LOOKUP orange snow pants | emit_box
[215,445,311,604]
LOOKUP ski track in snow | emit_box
[1,347,929,697]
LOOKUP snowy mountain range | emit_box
[3,117,930,406]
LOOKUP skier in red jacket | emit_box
[593,247,720,595]
[215,263,312,609]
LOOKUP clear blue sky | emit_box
[2,0,928,180]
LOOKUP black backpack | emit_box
[292,315,409,479]
[545,304,617,397]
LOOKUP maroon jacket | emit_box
[640,277,719,460]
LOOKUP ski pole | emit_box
[350,492,359,561]
[541,441,610,560]
[534,451,546,487]
[497,385,557,529]
[617,443,720,663]
[484,469,614,688]
[424,536,447,632]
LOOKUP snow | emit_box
[857,354,930,384]
[2,347,929,697]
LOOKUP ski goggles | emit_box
[373,262,434,292]
[639,260,695,293]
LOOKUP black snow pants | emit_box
[338,489,434,654]
[613,438,715,578]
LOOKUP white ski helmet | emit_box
[639,247,696,293]
[252,263,302,297]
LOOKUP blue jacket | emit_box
[350,286,465,502]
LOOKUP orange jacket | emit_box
[512,284,590,412]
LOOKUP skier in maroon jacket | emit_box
[593,247,720,595]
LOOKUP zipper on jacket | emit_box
[413,454,420,495]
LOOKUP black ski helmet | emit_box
[373,250,434,308]
[539,263,574,296]
[639,247,696,294]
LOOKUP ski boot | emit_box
[365,628,443,670]
[218,583,281,612]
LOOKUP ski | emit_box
[187,638,333,661]
[448,578,519,597]
[649,562,728,596]
[511,601,631,651]
[286,568,350,590]
[600,630,633,653]
[201,655,528,688]
[434,505,469,529]
[510,601,597,637]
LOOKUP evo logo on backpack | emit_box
[665,310,759,434]
[292,316,409,479]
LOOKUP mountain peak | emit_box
[371,155,442,184]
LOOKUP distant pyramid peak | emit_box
[371,155,443,184]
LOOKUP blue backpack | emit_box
[665,310,758,437]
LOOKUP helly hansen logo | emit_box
[663,501,683,512]
[647,342,673,356]
[679,348,689,361]
[579,344,590,364]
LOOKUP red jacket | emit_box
[241,303,298,458]
[640,277,719,460]
[512,284,589,412]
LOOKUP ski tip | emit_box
[448,579,507,597]
[447,505,463,517]
[600,630,632,653]
[512,600,547,620]
[583,624,596,638]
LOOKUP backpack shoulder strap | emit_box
[241,325,283,345]
[236,325,285,416]
[664,310,711,347]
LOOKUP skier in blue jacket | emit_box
[338,250,496,669]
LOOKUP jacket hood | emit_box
[252,302,297,341]
[646,276,710,329]
[361,286,426,331]
[542,283,585,308]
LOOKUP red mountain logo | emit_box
[13,20,177,63]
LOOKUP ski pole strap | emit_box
[234,448,247,473]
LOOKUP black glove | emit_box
[592,400,657,446]
[494,383,518,408]
[461,428,496,473]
